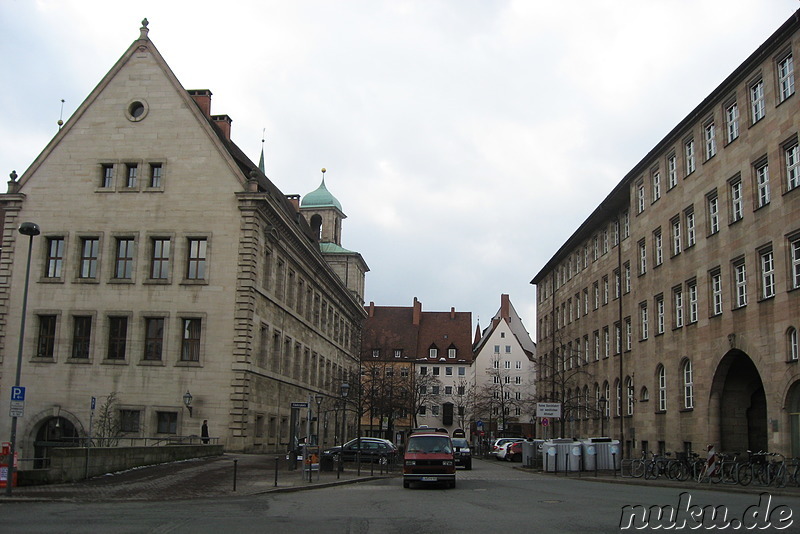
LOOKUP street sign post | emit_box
[536,402,562,418]
[8,387,25,418]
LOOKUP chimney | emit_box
[211,114,232,141]
[412,297,422,326]
[368,302,375,317]
[188,89,212,116]
[450,307,456,320]
[286,194,300,212]
[501,294,510,322]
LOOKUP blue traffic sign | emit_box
[10,386,25,402]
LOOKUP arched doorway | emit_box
[710,350,767,453]
[34,416,80,468]
[787,381,800,457]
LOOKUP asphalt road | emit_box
[3,458,800,533]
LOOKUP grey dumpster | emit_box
[592,439,621,470]
[581,441,597,471]
[542,439,581,472]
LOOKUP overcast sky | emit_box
[2,0,798,339]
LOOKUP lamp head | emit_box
[18,222,40,237]
[340,382,350,398]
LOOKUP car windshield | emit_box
[406,436,452,454]
[452,438,469,448]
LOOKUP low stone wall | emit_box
[20,445,223,485]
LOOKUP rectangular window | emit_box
[652,170,661,202]
[656,295,665,335]
[150,238,170,279]
[624,262,631,293]
[71,316,92,359]
[792,236,800,289]
[779,53,795,102]
[730,178,743,222]
[756,161,770,208]
[637,181,645,214]
[394,349,402,359]
[684,139,695,175]
[667,154,678,189]
[760,249,775,299]
[120,410,141,433]
[181,318,201,361]
[625,318,632,351]
[674,287,684,328]
[638,240,647,274]
[685,209,696,248]
[688,281,698,324]
[156,411,178,434]
[144,317,164,361]
[704,122,716,160]
[708,192,719,235]
[734,260,748,308]
[101,164,114,188]
[726,101,739,143]
[751,79,765,123]
[671,218,682,256]
[149,163,163,188]
[187,238,207,280]
[448,348,456,359]
[654,230,663,266]
[79,237,99,279]
[46,237,65,278]
[107,316,128,360]
[786,142,799,191]
[602,276,609,305]
[594,331,600,361]
[445,366,453,376]
[37,315,57,358]
[125,163,138,188]
[711,270,723,316]
[115,238,135,279]
[640,303,649,340]
[593,281,599,310]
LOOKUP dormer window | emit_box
[429,345,438,359]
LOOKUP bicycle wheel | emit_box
[668,461,687,481]
[710,465,723,484]
[630,459,645,478]
[644,461,656,480]
[738,463,752,486]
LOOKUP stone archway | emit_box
[33,416,81,468]
[709,349,767,453]
[787,381,800,457]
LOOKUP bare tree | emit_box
[94,392,121,446]
[409,372,443,428]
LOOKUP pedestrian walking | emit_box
[201,420,209,444]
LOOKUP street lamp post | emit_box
[5,222,40,497]
[340,382,350,446]
[314,394,323,481]
[599,396,607,437]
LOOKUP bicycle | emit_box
[738,450,766,486]
[644,451,672,480]
[712,452,741,484]
[666,452,699,482]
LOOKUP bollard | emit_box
[274,456,279,487]
[612,452,617,478]
[336,455,340,480]
[233,459,238,492]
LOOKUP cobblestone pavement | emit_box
[1,454,397,502]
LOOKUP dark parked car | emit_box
[452,437,472,469]
[322,437,399,464]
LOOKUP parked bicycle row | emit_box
[621,449,800,488]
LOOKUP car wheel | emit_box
[465,461,472,470]
[450,480,456,489]
[403,480,410,488]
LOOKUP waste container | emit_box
[591,438,621,470]
[581,441,597,471]
[542,439,581,472]
[320,454,334,472]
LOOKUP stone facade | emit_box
[0,22,366,457]
[532,11,800,458]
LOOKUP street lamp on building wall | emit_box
[5,222,41,497]
[183,391,193,417]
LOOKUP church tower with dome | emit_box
[301,169,369,305]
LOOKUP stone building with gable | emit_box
[0,20,367,458]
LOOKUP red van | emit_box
[402,429,456,489]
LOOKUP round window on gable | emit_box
[125,99,149,122]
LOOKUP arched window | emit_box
[640,386,649,402]
[789,327,799,362]
[594,383,601,418]
[583,385,589,419]
[657,364,666,412]
[682,359,694,409]
[625,376,634,415]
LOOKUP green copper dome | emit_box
[301,178,342,211]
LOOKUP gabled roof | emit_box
[473,294,536,360]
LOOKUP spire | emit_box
[258,128,265,174]
[473,321,482,345]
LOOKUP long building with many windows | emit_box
[532,11,800,458]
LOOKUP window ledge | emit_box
[679,407,694,413]
[30,357,56,364]
[66,358,92,364]
[73,278,100,284]
[180,279,208,286]
[108,279,135,285]
[143,279,172,285]
[175,361,202,368]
